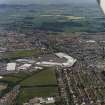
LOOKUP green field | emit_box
[3,49,41,60]
[0,4,104,33]
[0,68,58,105]
[20,69,57,86]
[17,87,57,105]
[0,72,31,86]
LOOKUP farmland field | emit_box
[0,3,104,33]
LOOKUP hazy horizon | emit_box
[0,0,97,5]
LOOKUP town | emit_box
[0,30,105,105]
[0,1,105,105]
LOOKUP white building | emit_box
[0,76,3,79]
[18,64,31,70]
[36,52,76,67]
[55,52,77,67]
[36,61,62,67]
[46,97,55,104]
[34,67,43,70]
[7,63,16,71]
[16,59,35,64]
[86,40,96,43]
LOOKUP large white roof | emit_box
[16,59,35,63]
[18,64,31,70]
[36,52,76,67]
[7,63,16,71]
[36,61,62,67]
[0,76,3,79]
[55,52,77,67]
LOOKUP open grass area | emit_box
[6,72,30,78]
[0,76,20,83]
[0,72,31,86]
[3,49,41,60]
[1,68,57,86]
[17,87,57,105]
[0,84,7,91]
[20,69,57,86]
[0,68,58,105]
[47,104,55,105]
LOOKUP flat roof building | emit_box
[6,63,16,71]
[18,64,31,70]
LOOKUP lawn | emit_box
[0,76,20,83]
[3,48,41,60]
[0,68,58,105]
[1,68,57,86]
[20,69,57,86]
[0,72,31,86]
[17,87,58,105]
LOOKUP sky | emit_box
[0,0,97,4]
